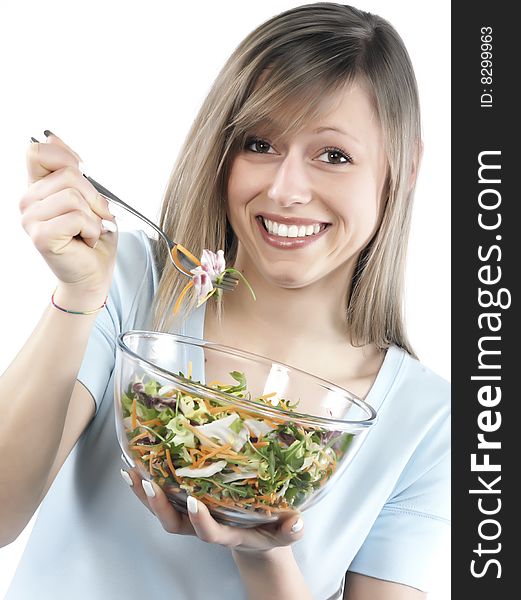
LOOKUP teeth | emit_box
[262,218,324,238]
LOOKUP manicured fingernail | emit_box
[30,137,39,143]
[120,469,133,487]
[291,518,303,533]
[121,452,135,469]
[187,495,198,514]
[142,480,156,498]
[101,219,118,233]
[43,129,54,137]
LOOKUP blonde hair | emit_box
[151,2,421,357]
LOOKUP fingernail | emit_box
[187,495,198,514]
[30,137,39,143]
[101,219,118,233]
[43,129,54,138]
[142,480,156,498]
[291,518,303,533]
[121,452,135,469]
[120,469,133,487]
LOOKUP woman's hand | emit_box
[120,462,305,554]
[20,132,118,306]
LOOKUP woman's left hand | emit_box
[120,462,305,554]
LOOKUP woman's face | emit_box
[226,81,388,290]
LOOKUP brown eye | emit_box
[245,138,276,154]
[317,147,352,165]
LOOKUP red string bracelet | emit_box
[51,288,107,315]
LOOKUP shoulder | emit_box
[391,347,450,420]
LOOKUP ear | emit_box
[408,139,424,192]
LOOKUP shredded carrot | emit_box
[193,444,233,468]
[141,418,163,427]
[256,391,278,401]
[187,360,193,379]
[129,445,149,454]
[129,431,150,445]
[208,380,229,387]
[165,449,176,477]
[156,462,169,478]
[183,422,221,448]
[173,280,194,315]
[252,441,269,448]
[175,244,201,267]
[207,405,229,414]
[131,398,137,429]
[201,494,236,508]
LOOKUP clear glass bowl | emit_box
[115,330,377,527]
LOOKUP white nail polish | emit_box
[121,452,135,469]
[291,518,303,533]
[187,496,198,514]
[142,480,156,498]
[120,469,133,487]
[101,219,118,233]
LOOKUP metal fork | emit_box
[83,174,238,292]
[29,135,237,291]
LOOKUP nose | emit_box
[267,151,313,208]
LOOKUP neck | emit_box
[209,257,355,354]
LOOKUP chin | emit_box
[262,266,314,289]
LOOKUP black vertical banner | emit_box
[452,2,517,597]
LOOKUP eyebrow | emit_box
[313,126,363,147]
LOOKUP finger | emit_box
[22,188,104,248]
[26,140,81,184]
[120,467,154,514]
[26,208,103,251]
[123,469,193,535]
[272,512,305,545]
[43,130,82,162]
[185,496,242,547]
[21,165,114,221]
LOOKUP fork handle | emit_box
[84,174,174,250]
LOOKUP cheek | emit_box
[227,158,258,212]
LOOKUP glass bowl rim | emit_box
[117,330,378,431]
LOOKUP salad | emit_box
[120,370,353,515]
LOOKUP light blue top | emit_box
[6,231,450,600]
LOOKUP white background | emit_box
[0,0,450,598]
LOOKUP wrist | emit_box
[53,284,109,315]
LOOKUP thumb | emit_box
[277,512,305,545]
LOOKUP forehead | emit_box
[253,81,381,146]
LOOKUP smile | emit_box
[262,217,325,237]
[259,216,328,238]
[255,214,330,250]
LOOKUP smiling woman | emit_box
[0,2,449,600]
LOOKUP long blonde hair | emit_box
[151,2,421,357]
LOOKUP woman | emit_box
[1,3,449,599]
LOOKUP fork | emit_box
[29,136,238,291]
[84,173,239,292]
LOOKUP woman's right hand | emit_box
[20,133,118,307]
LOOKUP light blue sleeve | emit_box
[76,230,155,413]
[348,414,450,592]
